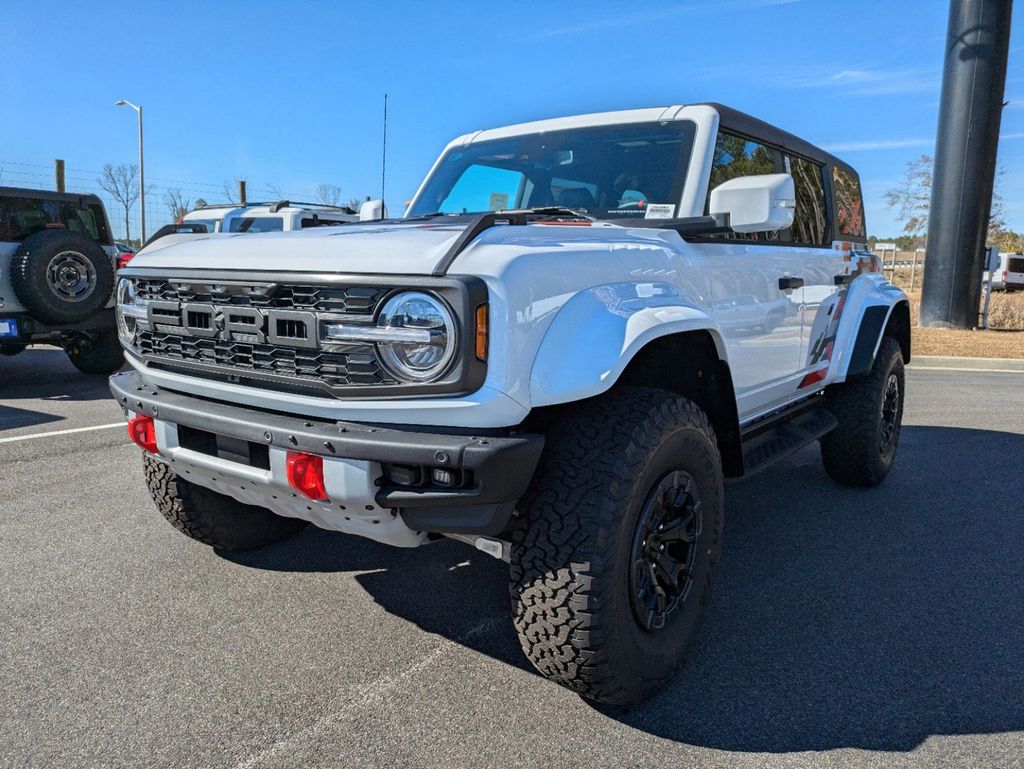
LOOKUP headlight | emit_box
[116,278,148,345]
[374,291,457,382]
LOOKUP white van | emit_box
[181,201,359,234]
[990,252,1024,292]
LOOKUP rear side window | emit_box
[833,166,865,239]
[227,216,284,233]
[0,196,111,243]
[185,218,219,233]
[1008,257,1024,273]
[784,154,829,245]
[706,132,780,242]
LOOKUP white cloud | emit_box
[823,132,1024,153]
[793,67,939,96]
[822,138,934,152]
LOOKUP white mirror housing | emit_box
[359,199,387,221]
[709,173,795,233]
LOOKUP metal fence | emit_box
[0,159,325,244]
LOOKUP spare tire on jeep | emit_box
[9,230,115,324]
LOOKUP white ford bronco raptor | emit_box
[110,103,909,705]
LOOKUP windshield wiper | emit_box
[495,206,596,222]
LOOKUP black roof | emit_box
[698,103,859,177]
[0,186,106,204]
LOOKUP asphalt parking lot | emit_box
[1,349,1022,769]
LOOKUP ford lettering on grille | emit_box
[148,302,319,349]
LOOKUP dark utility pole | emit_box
[921,0,1012,328]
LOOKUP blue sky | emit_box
[0,0,1021,238]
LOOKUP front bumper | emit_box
[110,370,543,542]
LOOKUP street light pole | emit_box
[115,100,145,242]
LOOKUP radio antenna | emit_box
[380,93,388,219]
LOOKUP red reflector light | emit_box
[798,369,828,389]
[127,414,158,453]
[286,451,328,501]
[117,253,134,270]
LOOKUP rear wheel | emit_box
[820,335,905,487]
[144,456,309,551]
[65,329,124,375]
[508,387,724,705]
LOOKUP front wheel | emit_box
[508,387,724,705]
[144,456,309,551]
[820,335,905,487]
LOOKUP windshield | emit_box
[408,120,696,220]
[227,216,284,233]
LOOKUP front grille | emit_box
[135,278,385,314]
[137,330,392,388]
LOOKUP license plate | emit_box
[0,319,18,338]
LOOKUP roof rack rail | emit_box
[194,200,356,214]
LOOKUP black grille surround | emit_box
[120,268,488,399]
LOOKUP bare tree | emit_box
[221,177,247,204]
[886,155,1006,245]
[347,197,366,211]
[885,155,932,238]
[265,182,286,200]
[164,188,192,222]
[99,163,140,240]
[316,184,343,206]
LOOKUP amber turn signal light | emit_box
[475,304,488,361]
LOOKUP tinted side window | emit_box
[784,154,828,245]
[833,166,865,239]
[706,132,779,241]
[0,196,50,241]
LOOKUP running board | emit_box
[736,405,838,480]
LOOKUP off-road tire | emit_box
[143,455,309,550]
[0,344,27,356]
[820,335,905,487]
[66,329,124,375]
[508,387,724,705]
[9,230,115,324]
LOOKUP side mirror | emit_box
[709,173,795,233]
[359,199,387,221]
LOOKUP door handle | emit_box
[779,276,804,290]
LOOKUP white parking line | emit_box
[0,422,124,444]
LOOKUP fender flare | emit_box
[529,282,728,407]
[833,281,911,381]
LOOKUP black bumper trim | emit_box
[109,370,543,535]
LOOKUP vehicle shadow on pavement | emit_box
[222,424,1024,754]
[0,348,124,400]
[0,348,125,431]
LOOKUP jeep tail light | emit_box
[286,451,329,501]
[127,414,158,453]
[475,303,488,361]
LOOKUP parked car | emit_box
[180,200,359,235]
[111,103,909,705]
[114,241,135,270]
[0,186,123,373]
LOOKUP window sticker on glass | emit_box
[644,203,676,219]
[489,192,509,211]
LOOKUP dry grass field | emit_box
[883,265,1024,358]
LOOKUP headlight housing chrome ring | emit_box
[375,291,457,382]
[116,277,149,346]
